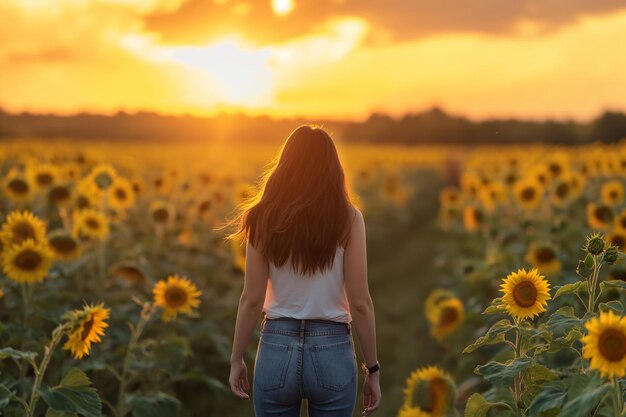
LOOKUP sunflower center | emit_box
[77,195,90,209]
[153,208,169,223]
[535,248,556,263]
[512,281,537,308]
[595,206,614,223]
[438,307,459,327]
[13,222,36,244]
[599,328,626,362]
[8,178,28,194]
[621,217,626,229]
[548,163,562,176]
[198,201,211,214]
[14,249,42,271]
[51,236,78,253]
[85,217,101,230]
[49,186,70,204]
[556,183,569,199]
[521,187,536,201]
[81,316,96,341]
[36,173,53,186]
[114,188,127,200]
[164,286,188,308]
[611,235,626,250]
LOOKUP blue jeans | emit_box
[253,317,358,417]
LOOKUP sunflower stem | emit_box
[27,323,68,417]
[19,283,33,396]
[116,302,156,417]
[614,375,623,417]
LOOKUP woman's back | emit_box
[263,244,352,323]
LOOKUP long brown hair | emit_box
[223,125,355,276]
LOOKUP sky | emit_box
[1,0,626,121]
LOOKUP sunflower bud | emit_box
[585,234,606,256]
[604,245,619,265]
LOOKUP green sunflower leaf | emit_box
[475,357,532,386]
[38,368,101,417]
[463,319,513,354]
[127,392,181,417]
[553,281,588,300]
[464,392,514,417]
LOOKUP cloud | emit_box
[143,0,626,46]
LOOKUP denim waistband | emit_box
[261,316,352,336]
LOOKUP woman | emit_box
[226,125,381,417]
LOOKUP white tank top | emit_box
[262,244,352,323]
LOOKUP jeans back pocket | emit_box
[310,339,356,392]
[254,339,293,391]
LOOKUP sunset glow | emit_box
[1,0,625,120]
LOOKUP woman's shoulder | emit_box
[340,205,363,248]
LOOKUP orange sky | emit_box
[1,0,626,121]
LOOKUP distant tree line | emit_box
[1,107,626,144]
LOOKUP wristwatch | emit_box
[361,361,380,375]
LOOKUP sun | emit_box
[272,0,295,16]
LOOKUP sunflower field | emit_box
[4,138,626,417]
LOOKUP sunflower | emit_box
[525,245,561,275]
[545,154,568,179]
[439,187,462,207]
[567,171,586,198]
[425,289,456,323]
[551,177,574,207]
[48,229,81,261]
[87,163,118,192]
[47,183,73,208]
[3,172,33,203]
[110,261,148,285]
[26,162,59,191]
[149,200,171,225]
[0,210,48,248]
[72,208,110,240]
[581,310,626,378]
[460,172,481,198]
[130,176,145,198]
[63,302,110,360]
[150,173,174,195]
[500,268,551,320]
[463,205,484,232]
[152,274,202,321]
[529,165,551,186]
[430,298,465,342]
[608,230,626,252]
[587,203,614,231]
[59,162,82,181]
[2,238,54,284]
[601,180,625,206]
[107,176,136,211]
[402,366,456,417]
[514,178,543,211]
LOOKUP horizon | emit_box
[2,1,626,122]
[1,104,623,125]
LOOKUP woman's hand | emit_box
[229,357,250,400]
[362,372,381,416]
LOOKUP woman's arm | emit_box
[229,239,269,399]
[343,207,381,415]
[344,208,378,367]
